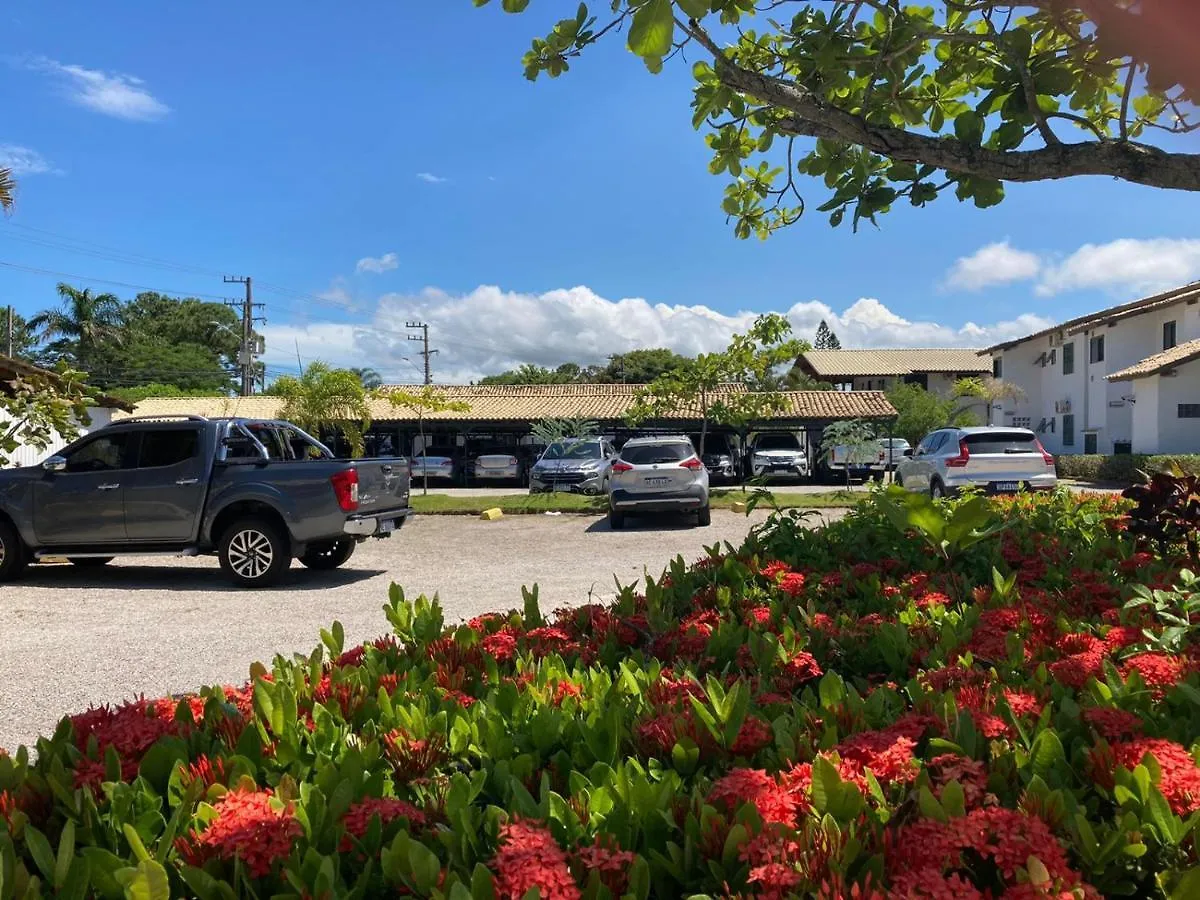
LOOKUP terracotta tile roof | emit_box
[1,355,133,410]
[118,383,895,423]
[1106,338,1200,381]
[797,349,990,378]
[982,281,1200,353]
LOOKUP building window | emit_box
[1164,320,1178,350]
[1062,414,1075,447]
[1089,335,1105,364]
[1084,433,1098,454]
[1012,417,1031,428]
[1062,342,1074,375]
[1180,404,1200,418]
[992,358,1002,378]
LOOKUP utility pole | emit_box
[6,306,12,358]
[224,276,265,396]
[406,321,437,385]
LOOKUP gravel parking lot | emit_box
[0,509,842,752]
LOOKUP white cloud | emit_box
[28,57,169,121]
[355,252,399,275]
[942,240,1043,291]
[1036,238,1200,296]
[262,285,1051,384]
[416,172,447,184]
[0,144,55,176]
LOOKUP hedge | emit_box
[1054,453,1200,484]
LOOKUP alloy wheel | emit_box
[228,529,274,579]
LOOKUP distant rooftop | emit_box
[796,348,990,379]
[1107,337,1200,381]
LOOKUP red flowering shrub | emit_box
[2,490,1198,897]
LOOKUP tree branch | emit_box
[683,19,1200,192]
[1120,60,1136,141]
[1012,54,1061,146]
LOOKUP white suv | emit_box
[607,436,710,529]
[894,426,1057,498]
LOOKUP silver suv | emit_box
[607,436,710,529]
[529,438,616,495]
[894,426,1057,498]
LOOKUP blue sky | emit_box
[2,1,1198,382]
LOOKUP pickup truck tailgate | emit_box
[353,459,410,512]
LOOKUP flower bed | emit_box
[2,490,1199,898]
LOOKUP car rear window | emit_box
[963,432,1040,454]
[422,447,456,457]
[755,434,800,451]
[620,442,693,464]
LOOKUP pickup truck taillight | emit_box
[945,439,971,468]
[331,469,359,512]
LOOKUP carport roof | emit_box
[1106,337,1200,381]
[118,383,895,423]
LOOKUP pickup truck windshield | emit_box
[543,441,602,460]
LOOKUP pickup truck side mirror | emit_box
[42,455,67,472]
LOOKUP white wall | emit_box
[992,296,1200,455]
[0,406,114,468]
[1155,361,1200,454]
[1131,377,1161,454]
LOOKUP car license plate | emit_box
[645,477,670,486]
[377,519,395,534]
[992,481,1020,493]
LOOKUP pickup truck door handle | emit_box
[175,477,200,485]
[97,483,120,491]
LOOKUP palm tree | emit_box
[351,367,383,390]
[29,283,124,372]
[273,362,373,456]
[0,168,14,214]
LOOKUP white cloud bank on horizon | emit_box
[263,285,1052,384]
[355,252,399,274]
[27,57,170,121]
[945,237,1200,297]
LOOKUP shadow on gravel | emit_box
[18,565,386,592]
[585,516,705,533]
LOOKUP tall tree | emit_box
[627,314,807,457]
[351,367,384,390]
[29,284,123,374]
[600,348,690,383]
[480,2,1200,235]
[813,320,842,350]
[271,363,373,456]
[479,363,579,385]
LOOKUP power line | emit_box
[0,260,232,301]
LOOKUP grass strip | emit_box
[409,489,865,515]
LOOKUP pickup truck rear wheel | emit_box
[218,518,290,588]
[300,539,356,570]
[0,519,28,582]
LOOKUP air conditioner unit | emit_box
[1108,399,1126,408]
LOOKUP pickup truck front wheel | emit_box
[0,519,28,582]
[218,518,290,588]
[300,539,356,571]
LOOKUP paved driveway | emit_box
[0,509,842,752]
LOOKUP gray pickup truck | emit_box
[0,415,412,587]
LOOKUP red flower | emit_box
[835,728,920,786]
[1002,689,1043,719]
[761,561,791,582]
[731,716,774,757]
[1121,652,1185,698]
[916,591,952,609]
[708,768,804,826]
[928,754,991,809]
[481,629,518,663]
[180,755,228,790]
[573,836,636,896]
[1083,707,1144,740]
[778,572,806,598]
[779,650,823,687]
[745,605,773,627]
[383,730,448,781]
[1048,649,1105,689]
[1104,625,1144,651]
[491,818,580,900]
[1110,738,1200,815]
[176,790,301,878]
[340,797,426,850]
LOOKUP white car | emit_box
[894,426,1057,498]
[747,432,809,480]
[607,436,710,529]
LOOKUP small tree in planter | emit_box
[388,387,470,495]
[820,418,878,491]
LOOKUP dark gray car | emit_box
[0,415,412,587]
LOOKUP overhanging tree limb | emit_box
[685,19,1200,192]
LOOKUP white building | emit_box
[983,282,1200,456]
[793,349,991,395]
